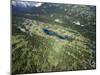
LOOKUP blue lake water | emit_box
[43,28,68,40]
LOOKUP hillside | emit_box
[12,1,96,74]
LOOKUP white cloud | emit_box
[55,19,63,23]
[73,21,85,27]
[12,1,43,7]
[12,1,17,6]
[73,21,80,25]
[34,3,43,7]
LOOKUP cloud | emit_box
[34,3,43,7]
[12,1,43,8]
[12,1,17,6]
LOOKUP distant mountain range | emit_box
[12,1,43,14]
[12,1,96,34]
[11,1,67,15]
